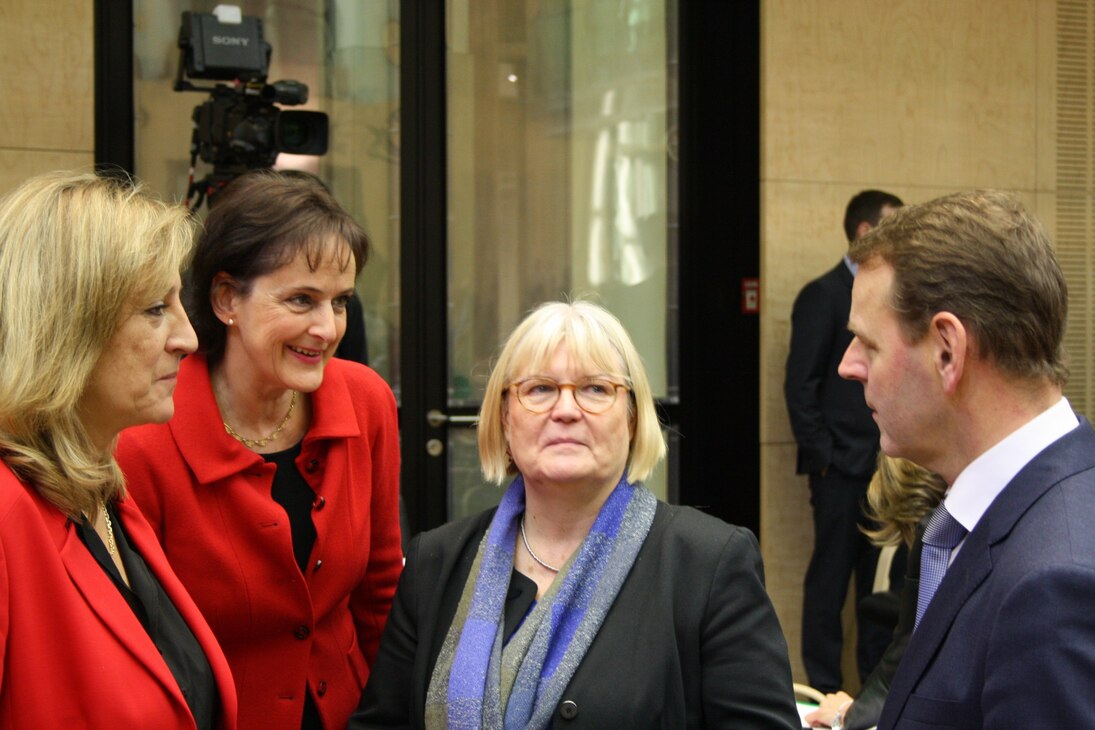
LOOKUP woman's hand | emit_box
[804,691,854,728]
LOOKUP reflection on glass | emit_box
[132,0,401,390]
[446,0,675,409]
[448,428,502,520]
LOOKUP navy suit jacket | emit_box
[878,421,1095,728]
[785,261,879,478]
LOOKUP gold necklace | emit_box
[100,500,118,557]
[223,391,298,449]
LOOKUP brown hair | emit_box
[186,169,369,366]
[849,189,1068,386]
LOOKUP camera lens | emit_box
[276,111,329,155]
[280,117,309,147]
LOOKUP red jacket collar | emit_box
[168,354,361,484]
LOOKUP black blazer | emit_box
[784,261,879,478]
[879,422,1095,728]
[845,528,922,730]
[351,501,799,729]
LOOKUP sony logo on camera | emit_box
[211,35,250,47]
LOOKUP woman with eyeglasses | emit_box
[350,300,798,729]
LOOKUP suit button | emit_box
[559,700,578,720]
[293,625,311,640]
[316,680,328,697]
[305,459,320,473]
[313,496,326,511]
[313,559,323,572]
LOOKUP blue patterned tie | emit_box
[915,503,968,630]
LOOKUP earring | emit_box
[227,318,235,326]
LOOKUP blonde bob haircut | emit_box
[478,300,667,485]
[0,170,196,519]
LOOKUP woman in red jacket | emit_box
[117,170,402,730]
[0,170,237,729]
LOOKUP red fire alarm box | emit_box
[742,277,760,314]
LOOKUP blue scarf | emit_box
[425,475,657,730]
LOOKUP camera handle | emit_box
[186,170,244,211]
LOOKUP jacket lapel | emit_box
[57,518,190,705]
[118,497,240,727]
[880,520,993,723]
[880,421,1095,725]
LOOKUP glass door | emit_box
[129,0,681,536]
[421,0,679,524]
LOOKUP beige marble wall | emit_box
[0,0,94,196]
[760,0,1057,687]
[3,0,1071,694]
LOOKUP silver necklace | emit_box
[520,517,560,572]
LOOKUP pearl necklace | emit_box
[223,391,297,449]
[520,517,560,572]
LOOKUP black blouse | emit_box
[263,442,323,730]
[263,441,317,573]
[504,569,539,642]
[78,502,217,730]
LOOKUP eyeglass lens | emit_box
[515,377,621,413]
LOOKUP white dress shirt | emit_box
[943,397,1078,561]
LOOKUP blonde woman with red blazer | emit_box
[0,171,237,729]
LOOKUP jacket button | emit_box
[293,625,311,640]
[316,680,328,697]
[559,700,578,720]
[305,459,320,473]
[313,496,326,511]
[313,559,323,572]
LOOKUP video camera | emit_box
[174,5,329,209]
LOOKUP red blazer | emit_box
[117,355,402,730]
[0,465,238,729]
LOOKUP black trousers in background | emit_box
[802,469,892,693]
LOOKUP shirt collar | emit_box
[945,397,1077,533]
[843,255,858,276]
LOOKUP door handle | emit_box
[426,409,479,428]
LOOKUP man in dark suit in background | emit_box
[785,189,903,692]
[839,190,1095,727]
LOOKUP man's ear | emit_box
[930,312,967,394]
[855,220,873,239]
[210,272,241,325]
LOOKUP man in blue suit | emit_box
[839,189,1095,727]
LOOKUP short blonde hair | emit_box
[0,170,196,518]
[862,453,947,548]
[478,300,666,484]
